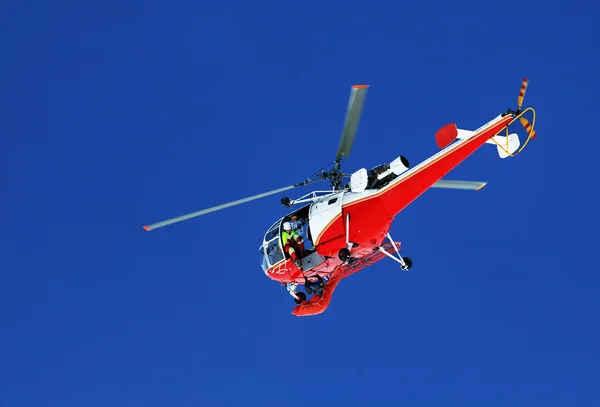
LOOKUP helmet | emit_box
[283,221,291,231]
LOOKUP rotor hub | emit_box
[321,163,346,190]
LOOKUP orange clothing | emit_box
[291,268,344,317]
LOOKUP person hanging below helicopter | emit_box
[291,267,344,317]
[282,221,305,268]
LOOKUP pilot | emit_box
[282,221,305,268]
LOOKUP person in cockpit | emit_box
[282,221,305,268]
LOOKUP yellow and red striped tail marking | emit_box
[517,78,529,108]
[520,117,537,140]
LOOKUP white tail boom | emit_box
[456,129,520,159]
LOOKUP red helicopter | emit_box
[143,79,537,314]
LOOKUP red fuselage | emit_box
[262,114,513,284]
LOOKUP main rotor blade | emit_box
[143,184,299,231]
[431,179,487,190]
[335,85,369,161]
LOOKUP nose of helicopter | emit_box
[264,258,305,283]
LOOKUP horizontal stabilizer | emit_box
[431,179,487,191]
[456,129,520,158]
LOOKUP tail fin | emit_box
[456,129,520,159]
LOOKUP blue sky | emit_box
[2,0,599,406]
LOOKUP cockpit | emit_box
[259,220,285,273]
[258,204,314,273]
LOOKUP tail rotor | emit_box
[492,77,538,157]
[516,77,538,141]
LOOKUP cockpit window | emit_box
[259,237,285,272]
[266,238,284,265]
[265,222,280,241]
[259,245,269,272]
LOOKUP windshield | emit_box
[265,220,280,241]
[259,218,285,272]
[259,237,285,272]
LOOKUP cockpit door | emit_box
[308,191,344,245]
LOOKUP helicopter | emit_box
[143,79,537,312]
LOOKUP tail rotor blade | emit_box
[335,85,369,161]
[517,78,529,110]
[520,117,537,140]
[143,183,303,231]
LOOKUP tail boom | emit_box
[375,113,514,215]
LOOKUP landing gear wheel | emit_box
[294,291,306,304]
[338,248,351,262]
[401,256,412,271]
